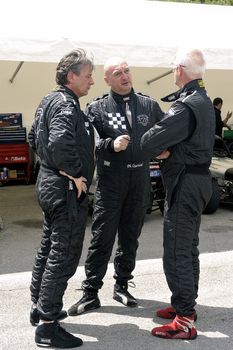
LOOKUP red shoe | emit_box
[156,306,176,319]
[156,306,197,321]
[152,314,197,340]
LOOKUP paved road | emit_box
[0,184,233,349]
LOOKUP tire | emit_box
[203,178,220,214]
[146,191,154,214]
[146,177,165,215]
[213,148,228,157]
[155,177,165,214]
[228,141,233,156]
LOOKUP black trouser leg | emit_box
[163,173,212,316]
[83,183,122,290]
[37,194,88,321]
[30,213,52,304]
[114,168,150,284]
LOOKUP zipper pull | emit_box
[69,180,74,190]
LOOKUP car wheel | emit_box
[203,178,220,214]
[228,141,233,155]
[156,177,165,215]
[146,191,154,214]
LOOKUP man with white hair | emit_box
[68,57,164,315]
[141,49,215,340]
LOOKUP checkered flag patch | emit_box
[108,113,127,129]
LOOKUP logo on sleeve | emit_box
[57,103,73,116]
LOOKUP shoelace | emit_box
[175,316,194,333]
[128,281,136,289]
[76,282,136,291]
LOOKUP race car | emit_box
[203,137,233,214]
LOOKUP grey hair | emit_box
[174,48,206,77]
[56,48,94,85]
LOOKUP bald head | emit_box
[104,57,133,95]
[104,57,128,75]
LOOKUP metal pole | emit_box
[9,61,24,83]
[147,69,173,85]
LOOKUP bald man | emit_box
[68,57,164,316]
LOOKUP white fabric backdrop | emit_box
[0,0,232,69]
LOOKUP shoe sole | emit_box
[36,343,51,348]
[152,328,197,340]
[36,340,83,348]
[154,332,197,340]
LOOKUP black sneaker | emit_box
[68,291,100,316]
[30,306,67,326]
[35,321,83,348]
[113,283,137,307]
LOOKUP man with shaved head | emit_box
[68,57,164,316]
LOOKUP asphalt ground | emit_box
[0,184,233,349]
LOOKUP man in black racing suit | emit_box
[29,49,95,348]
[141,49,215,340]
[68,57,164,316]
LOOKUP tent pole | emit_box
[147,69,173,85]
[9,61,24,83]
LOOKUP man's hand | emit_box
[113,135,130,152]
[226,111,232,121]
[156,150,170,160]
[224,111,232,130]
[59,170,87,198]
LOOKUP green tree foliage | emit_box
[150,0,233,5]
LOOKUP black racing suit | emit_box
[82,89,164,291]
[141,79,215,316]
[29,86,94,321]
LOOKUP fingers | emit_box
[59,171,87,198]
[156,150,170,160]
[81,180,87,193]
[120,140,129,150]
[59,170,74,180]
[114,134,131,152]
[122,134,130,141]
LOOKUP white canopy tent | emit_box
[0,0,233,129]
[1,0,233,68]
